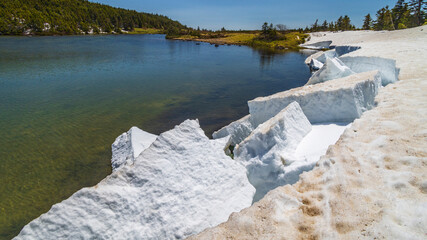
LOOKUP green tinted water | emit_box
[0,34,311,239]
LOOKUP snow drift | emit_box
[111,127,157,171]
[249,70,381,126]
[234,102,312,202]
[16,120,255,240]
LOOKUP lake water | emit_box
[0,34,311,238]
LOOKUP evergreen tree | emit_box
[328,21,335,31]
[321,20,328,31]
[374,6,395,30]
[408,0,427,26]
[392,0,411,29]
[363,14,372,30]
[312,19,319,32]
[336,16,343,30]
[342,15,351,30]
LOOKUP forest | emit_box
[0,0,186,35]
[306,0,426,32]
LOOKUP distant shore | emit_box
[170,31,309,52]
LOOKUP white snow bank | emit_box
[16,120,255,240]
[340,56,400,86]
[212,114,253,145]
[307,57,355,85]
[249,70,381,126]
[294,122,351,165]
[301,40,332,50]
[235,102,312,202]
[111,126,157,171]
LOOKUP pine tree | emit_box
[363,14,372,30]
[322,20,328,31]
[374,6,394,30]
[408,0,427,26]
[312,19,319,31]
[342,15,351,30]
[392,0,411,29]
[336,16,343,31]
[328,21,335,31]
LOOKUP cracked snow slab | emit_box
[15,120,255,240]
[249,70,381,126]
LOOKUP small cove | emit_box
[0,34,311,238]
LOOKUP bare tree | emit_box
[275,24,287,31]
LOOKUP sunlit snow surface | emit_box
[294,122,351,164]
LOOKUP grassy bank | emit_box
[127,28,165,34]
[171,31,308,51]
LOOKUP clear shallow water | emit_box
[0,34,310,238]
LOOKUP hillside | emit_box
[0,0,185,35]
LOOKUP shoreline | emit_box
[12,26,427,239]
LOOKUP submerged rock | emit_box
[16,120,255,240]
[111,126,157,171]
[235,102,312,202]
[249,70,381,126]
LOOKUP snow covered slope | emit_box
[235,102,312,202]
[249,70,381,126]
[191,26,427,240]
[111,126,157,171]
[15,120,255,240]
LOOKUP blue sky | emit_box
[90,0,395,30]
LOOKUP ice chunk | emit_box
[16,120,255,240]
[304,46,360,66]
[304,51,323,65]
[340,56,399,86]
[111,126,157,171]
[212,114,253,145]
[235,102,312,202]
[309,58,324,71]
[307,57,355,85]
[249,70,381,126]
[315,49,338,63]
